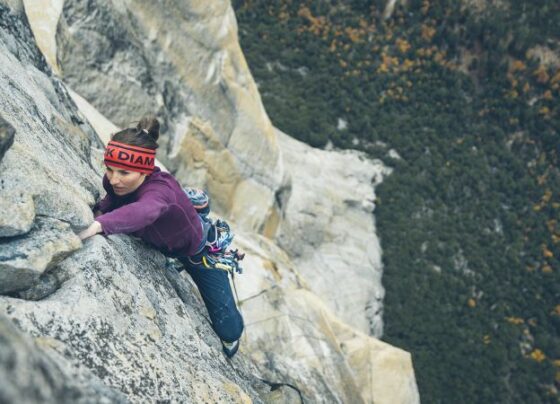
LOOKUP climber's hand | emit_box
[78,221,103,241]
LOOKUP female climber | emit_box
[78,116,243,358]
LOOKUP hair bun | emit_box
[137,116,160,142]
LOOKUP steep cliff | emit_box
[54,0,284,234]
[233,1,560,402]
[21,0,390,338]
[274,131,390,336]
[0,1,419,402]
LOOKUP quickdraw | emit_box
[188,248,245,275]
[200,249,245,275]
[205,219,234,253]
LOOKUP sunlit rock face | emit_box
[0,5,266,401]
[0,218,81,295]
[0,1,420,402]
[275,131,391,337]
[235,233,420,403]
[0,1,100,294]
[0,313,126,403]
[48,0,390,336]
[1,235,268,403]
[53,0,284,233]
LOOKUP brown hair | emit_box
[111,116,160,149]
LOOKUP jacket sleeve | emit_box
[96,183,172,235]
[93,175,115,213]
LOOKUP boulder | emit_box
[0,186,34,237]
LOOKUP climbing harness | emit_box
[193,248,245,275]
[205,219,235,254]
[183,187,245,276]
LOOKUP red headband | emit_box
[104,141,156,174]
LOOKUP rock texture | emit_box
[0,115,15,163]
[1,235,268,402]
[26,0,391,336]
[0,1,100,292]
[235,233,419,403]
[0,1,420,402]
[21,0,63,75]
[0,217,81,294]
[0,3,101,237]
[53,0,284,233]
[275,131,391,336]
[0,313,126,403]
[0,190,35,238]
[168,116,280,232]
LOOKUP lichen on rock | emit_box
[0,217,81,294]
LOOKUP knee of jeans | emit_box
[215,313,244,342]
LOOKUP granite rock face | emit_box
[0,217,81,294]
[0,313,126,403]
[27,0,391,336]
[235,233,419,403]
[275,131,391,336]
[1,235,267,402]
[0,6,102,228]
[0,115,15,163]
[0,1,420,402]
[0,190,35,238]
[0,1,100,292]
[54,0,284,233]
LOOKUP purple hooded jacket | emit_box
[94,167,203,257]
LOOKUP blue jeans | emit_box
[178,257,244,342]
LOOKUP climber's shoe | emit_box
[221,339,240,358]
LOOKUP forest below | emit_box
[233,0,560,402]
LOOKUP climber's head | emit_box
[103,116,159,196]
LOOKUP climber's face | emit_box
[105,166,146,196]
